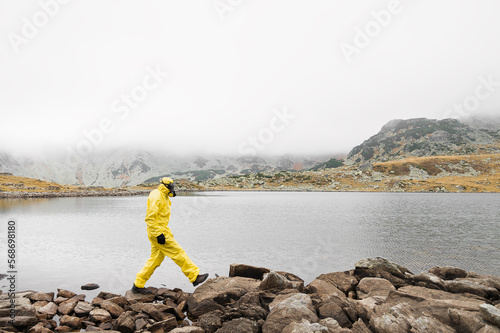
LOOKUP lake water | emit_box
[0,191,499,298]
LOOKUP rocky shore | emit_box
[0,189,151,199]
[1,258,500,333]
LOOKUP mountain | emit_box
[0,149,329,187]
[347,118,500,164]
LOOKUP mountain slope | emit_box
[347,118,500,164]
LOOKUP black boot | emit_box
[131,284,152,294]
[193,273,209,287]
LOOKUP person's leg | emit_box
[159,234,200,283]
[134,240,165,288]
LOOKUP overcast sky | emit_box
[1,0,500,157]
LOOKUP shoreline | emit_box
[1,258,499,332]
[2,187,500,199]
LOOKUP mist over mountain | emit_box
[0,149,330,187]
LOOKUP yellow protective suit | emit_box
[134,180,200,287]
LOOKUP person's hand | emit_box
[157,234,165,245]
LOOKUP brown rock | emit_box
[81,283,100,291]
[149,316,178,333]
[197,310,223,333]
[55,325,72,332]
[445,280,499,300]
[74,301,94,316]
[480,304,500,328]
[114,311,135,333]
[429,266,468,280]
[319,318,351,332]
[28,322,53,333]
[229,263,270,280]
[37,302,58,316]
[262,293,318,333]
[135,318,148,331]
[187,276,260,317]
[216,318,259,333]
[351,318,372,333]
[124,290,155,303]
[28,293,54,302]
[130,302,170,321]
[170,327,205,333]
[259,271,294,291]
[316,271,359,295]
[91,297,104,306]
[107,296,129,308]
[356,277,396,300]
[478,325,500,333]
[449,308,488,333]
[318,301,351,328]
[101,300,124,318]
[57,301,77,315]
[89,308,112,323]
[57,289,76,299]
[59,315,82,329]
[53,296,68,305]
[306,278,346,302]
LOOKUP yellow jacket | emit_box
[145,185,174,237]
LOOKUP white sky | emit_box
[1,0,500,157]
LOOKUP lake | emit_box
[0,191,499,298]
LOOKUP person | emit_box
[132,177,208,294]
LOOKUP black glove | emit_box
[157,234,165,245]
[171,190,177,197]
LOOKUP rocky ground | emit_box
[199,153,500,193]
[1,258,500,332]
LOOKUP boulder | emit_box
[429,266,468,280]
[197,310,223,333]
[74,301,94,316]
[318,301,351,328]
[57,289,76,299]
[351,318,372,333]
[187,276,261,317]
[282,319,330,333]
[356,277,396,299]
[215,318,259,333]
[81,283,100,291]
[107,296,130,308]
[28,322,53,333]
[355,257,412,279]
[28,293,54,302]
[445,280,499,300]
[262,293,319,333]
[135,317,148,331]
[478,325,500,333]
[319,318,352,332]
[54,296,68,305]
[410,272,446,290]
[113,311,136,333]
[260,271,294,291]
[170,327,205,333]
[315,271,358,295]
[57,301,77,315]
[480,304,500,328]
[449,308,489,333]
[0,316,37,328]
[89,308,112,323]
[0,295,36,317]
[149,315,178,333]
[130,302,171,321]
[37,302,58,316]
[124,290,155,303]
[59,315,82,329]
[306,278,347,302]
[100,300,124,318]
[229,263,271,280]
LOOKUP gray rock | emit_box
[260,271,293,291]
[124,289,155,303]
[355,257,412,279]
[283,320,330,333]
[262,293,319,333]
[197,310,223,333]
[170,327,205,333]
[480,304,500,328]
[215,318,259,333]
[187,276,260,317]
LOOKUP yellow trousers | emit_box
[134,233,200,287]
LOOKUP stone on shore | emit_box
[230,263,271,280]
[81,283,100,290]
[480,304,500,328]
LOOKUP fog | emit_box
[1,1,500,157]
